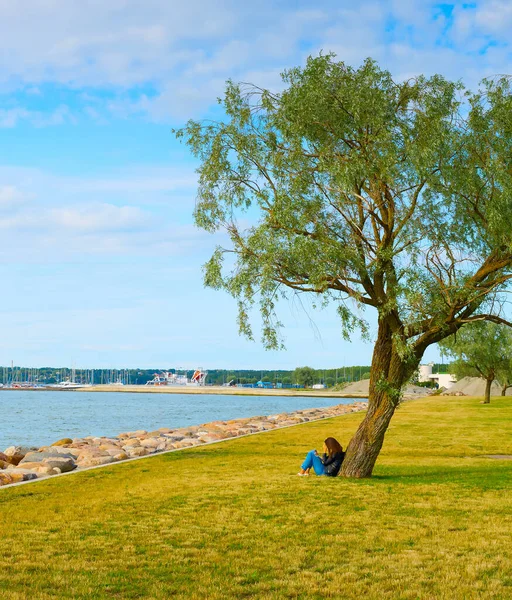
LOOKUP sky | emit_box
[1,0,511,370]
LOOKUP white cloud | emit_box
[0,105,74,128]
[0,185,32,209]
[0,0,238,87]
[0,164,217,263]
[0,1,509,124]
[473,0,512,34]
[50,203,148,232]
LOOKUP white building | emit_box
[418,363,456,390]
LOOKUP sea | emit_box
[0,390,361,450]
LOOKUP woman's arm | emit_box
[321,453,335,466]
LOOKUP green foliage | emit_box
[177,55,512,359]
[439,322,512,383]
[293,366,315,387]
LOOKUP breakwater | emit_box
[0,400,367,487]
[0,390,363,449]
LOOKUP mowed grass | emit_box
[1,397,512,600]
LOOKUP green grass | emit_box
[1,396,512,599]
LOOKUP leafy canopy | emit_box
[177,55,512,356]
[294,366,315,387]
[440,321,512,381]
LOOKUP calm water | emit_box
[0,390,361,450]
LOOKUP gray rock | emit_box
[20,451,76,464]
[40,458,76,473]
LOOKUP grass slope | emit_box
[1,397,512,599]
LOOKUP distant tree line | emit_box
[1,365,386,388]
[1,363,452,388]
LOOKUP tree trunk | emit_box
[340,319,418,478]
[501,384,507,397]
[483,377,492,404]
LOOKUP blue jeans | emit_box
[301,450,325,475]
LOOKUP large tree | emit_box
[177,55,512,478]
[294,366,315,387]
[439,322,512,403]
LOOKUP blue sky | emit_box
[1,0,511,369]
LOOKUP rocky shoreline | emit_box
[0,400,367,488]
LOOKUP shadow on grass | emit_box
[357,463,512,488]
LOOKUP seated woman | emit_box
[298,437,345,477]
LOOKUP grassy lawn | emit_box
[1,396,512,599]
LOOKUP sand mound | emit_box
[340,379,430,397]
[442,376,511,396]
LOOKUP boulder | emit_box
[112,452,129,461]
[104,448,123,457]
[0,471,37,485]
[125,447,149,458]
[4,453,25,466]
[0,472,13,486]
[40,458,76,473]
[122,439,140,447]
[165,435,185,442]
[9,471,38,483]
[78,455,116,468]
[51,438,73,447]
[199,433,226,443]
[14,461,45,470]
[20,451,76,464]
[40,446,81,456]
[4,446,33,456]
[173,439,200,449]
[139,438,159,448]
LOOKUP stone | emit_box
[20,451,76,464]
[0,472,14,486]
[4,453,25,466]
[0,471,37,485]
[139,438,159,448]
[112,452,128,461]
[3,446,32,456]
[104,448,123,456]
[165,435,185,442]
[51,438,73,447]
[173,440,198,449]
[125,447,149,457]
[122,439,140,447]
[78,455,116,467]
[14,461,44,470]
[40,458,76,473]
[40,446,81,456]
[199,433,226,443]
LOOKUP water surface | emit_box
[0,390,361,449]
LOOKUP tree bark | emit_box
[501,384,510,397]
[340,319,418,478]
[483,377,493,404]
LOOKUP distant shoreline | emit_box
[0,384,368,398]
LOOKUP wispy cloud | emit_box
[0,105,74,128]
[0,1,510,123]
[0,164,215,263]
